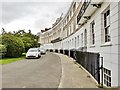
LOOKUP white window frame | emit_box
[103,68,111,87]
[81,33,83,47]
[90,20,95,45]
[75,37,77,48]
[102,6,111,43]
[77,35,79,46]
[72,38,74,47]
[84,29,87,47]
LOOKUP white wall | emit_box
[43,43,53,50]
[118,1,120,86]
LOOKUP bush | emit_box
[2,34,24,58]
[0,44,7,58]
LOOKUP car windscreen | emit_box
[28,49,38,52]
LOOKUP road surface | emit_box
[2,52,61,88]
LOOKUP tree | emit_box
[0,44,7,58]
[21,36,34,52]
[2,34,24,58]
[33,35,40,47]
[1,28,6,35]
[1,29,40,57]
[28,29,31,34]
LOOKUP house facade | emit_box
[40,0,120,87]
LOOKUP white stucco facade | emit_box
[40,0,120,87]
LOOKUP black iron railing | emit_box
[51,37,62,43]
[77,1,91,24]
[75,51,100,83]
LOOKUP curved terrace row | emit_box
[40,0,120,87]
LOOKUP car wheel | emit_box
[37,55,40,58]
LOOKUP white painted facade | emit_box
[40,0,120,87]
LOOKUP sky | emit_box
[0,0,72,35]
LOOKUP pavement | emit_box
[2,52,97,88]
[55,53,98,88]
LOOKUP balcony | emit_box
[51,37,62,43]
[77,1,91,24]
[77,0,103,25]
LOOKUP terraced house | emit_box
[40,0,120,87]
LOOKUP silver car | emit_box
[40,47,46,54]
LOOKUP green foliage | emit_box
[20,31,40,52]
[1,29,40,58]
[21,36,34,52]
[2,34,24,58]
[22,53,26,56]
[0,44,7,58]
[0,56,25,65]
[0,44,6,52]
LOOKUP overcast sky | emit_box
[1,0,72,34]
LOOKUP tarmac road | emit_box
[2,52,61,88]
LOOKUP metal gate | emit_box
[55,49,58,53]
[64,49,69,56]
[70,49,77,60]
[75,51,100,84]
[50,49,53,52]
[60,49,63,54]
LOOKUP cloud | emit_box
[1,1,72,34]
[2,2,40,24]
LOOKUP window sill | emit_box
[100,42,112,47]
[90,45,95,48]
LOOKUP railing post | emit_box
[97,54,100,84]
[100,57,104,88]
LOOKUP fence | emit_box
[75,51,100,84]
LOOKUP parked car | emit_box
[26,48,41,59]
[39,47,46,54]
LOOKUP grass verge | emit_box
[0,55,25,65]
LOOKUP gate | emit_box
[64,49,69,56]
[75,51,100,84]
[55,49,58,53]
[60,49,63,54]
[70,49,77,60]
[50,49,53,52]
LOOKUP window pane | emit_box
[104,20,107,27]
[107,81,109,86]
[108,70,111,75]
[107,10,110,16]
[104,9,110,43]
[109,83,111,86]
[90,21,95,45]
[109,77,111,82]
